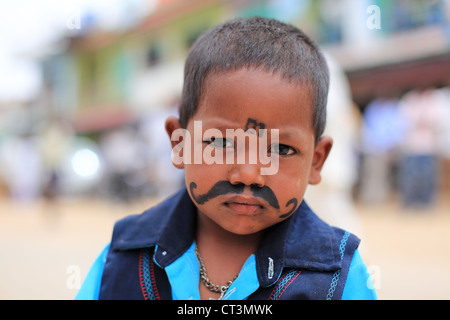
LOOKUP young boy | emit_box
[76,17,376,300]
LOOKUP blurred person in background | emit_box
[358,92,406,205]
[137,101,185,200]
[434,85,450,196]
[37,116,73,203]
[398,88,444,210]
[0,132,42,202]
[99,126,143,203]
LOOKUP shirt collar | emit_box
[111,188,197,267]
[255,200,343,287]
[112,187,343,287]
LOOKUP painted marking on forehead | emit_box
[245,118,266,137]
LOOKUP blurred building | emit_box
[3,0,448,201]
[39,0,450,132]
[36,0,450,131]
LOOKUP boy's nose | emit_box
[228,163,266,188]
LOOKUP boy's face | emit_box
[166,68,332,235]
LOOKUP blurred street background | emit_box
[0,0,449,300]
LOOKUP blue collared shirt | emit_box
[75,242,377,300]
[76,189,377,300]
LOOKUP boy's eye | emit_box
[204,137,234,149]
[269,144,296,156]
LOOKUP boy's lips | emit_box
[223,195,265,215]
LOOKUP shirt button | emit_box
[162,251,167,256]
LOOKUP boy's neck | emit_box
[195,210,263,256]
[195,210,263,299]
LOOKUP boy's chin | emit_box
[215,217,271,236]
[196,202,275,236]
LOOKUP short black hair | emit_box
[179,16,329,143]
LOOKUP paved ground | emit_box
[354,197,450,300]
[0,193,449,300]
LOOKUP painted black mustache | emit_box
[189,181,298,218]
[189,180,282,210]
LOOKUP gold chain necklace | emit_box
[195,246,238,300]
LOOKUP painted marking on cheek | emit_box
[189,182,200,204]
[279,198,298,219]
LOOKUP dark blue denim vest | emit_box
[99,188,360,300]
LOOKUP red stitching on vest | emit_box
[139,249,149,300]
[149,253,160,300]
[268,269,302,300]
[138,249,161,300]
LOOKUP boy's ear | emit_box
[308,136,333,185]
[165,116,185,169]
